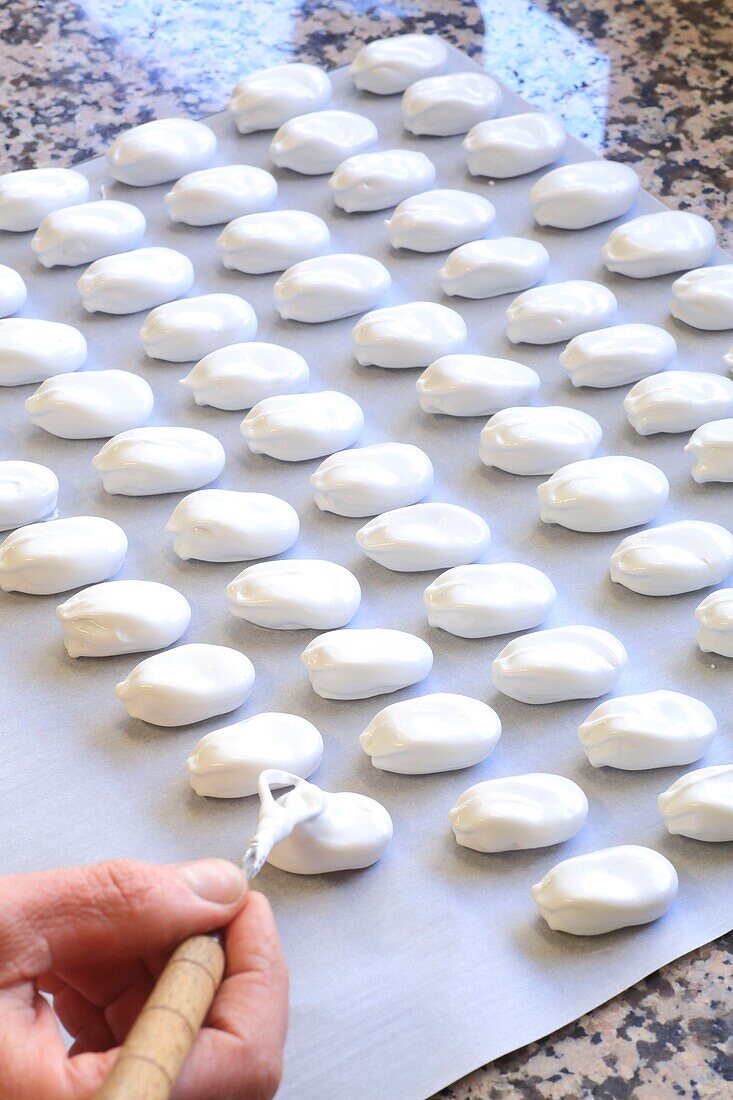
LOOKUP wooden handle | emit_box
[96,932,226,1100]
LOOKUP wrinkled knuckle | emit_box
[92,859,157,915]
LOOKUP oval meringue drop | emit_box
[537,456,669,533]
[560,323,677,389]
[116,643,254,727]
[273,254,390,322]
[0,167,89,232]
[451,774,588,853]
[140,293,257,362]
[77,247,194,314]
[602,210,716,279]
[0,265,27,317]
[624,371,733,435]
[330,150,436,213]
[56,580,191,658]
[530,160,639,230]
[352,301,466,368]
[270,110,377,174]
[241,391,363,462]
[167,489,299,562]
[0,515,127,595]
[357,502,490,572]
[659,766,733,842]
[506,280,617,345]
[610,520,733,596]
[417,355,540,417]
[302,628,433,700]
[464,112,566,179]
[401,72,502,136]
[695,588,733,657]
[349,34,448,95]
[438,237,550,299]
[386,189,495,253]
[106,118,215,186]
[311,442,433,517]
[0,461,58,531]
[479,406,602,476]
[181,342,309,411]
[425,562,556,638]
[31,200,146,268]
[670,265,733,330]
[25,369,154,439]
[93,427,225,496]
[227,559,361,630]
[227,63,331,134]
[531,845,678,935]
[492,625,627,704]
[686,420,733,484]
[217,210,330,275]
[0,318,87,386]
[266,789,392,875]
[165,165,277,226]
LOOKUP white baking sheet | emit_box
[1,43,732,1100]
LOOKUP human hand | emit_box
[0,858,288,1100]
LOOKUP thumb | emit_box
[0,858,248,985]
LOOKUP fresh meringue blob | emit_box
[273,254,391,322]
[479,406,602,476]
[417,355,540,417]
[106,119,216,186]
[401,72,503,136]
[531,845,678,935]
[356,502,490,573]
[578,690,717,771]
[0,167,89,232]
[241,391,363,461]
[165,165,277,226]
[695,588,733,657]
[0,515,127,595]
[227,559,360,630]
[602,210,716,278]
[116,643,254,727]
[187,712,323,798]
[302,628,433,700]
[227,63,331,134]
[349,33,448,95]
[56,579,191,658]
[167,489,299,562]
[140,293,257,362]
[0,319,87,387]
[352,302,466,368]
[77,247,194,314]
[537,456,669,533]
[450,774,588,852]
[671,265,733,330]
[560,323,677,389]
[686,420,733,484]
[181,342,309,411]
[425,562,556,638]
[464,112,566,179]
[25,369,154,439]
[311,442,433,517]
[360,692,501,774]
[93,427,225,495]
[330,150,436,213]
[31,201,146,268]
[438,238,550,300]
[506,280,618,345]
[0,461,58,531]
[492,625,627,704]
[386,189,495,253]
[610,520,733,596]
[623,371,733,435]
[529,160,640,230]
[659,765,733,842]
[270,110,377,175]
[0,265,27,317]
[217,210,330,275]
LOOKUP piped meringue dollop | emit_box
[464,112,566,178]
[386,189,495,253]
[140,294,257,362]
[686,420,733,484]
[353,302,466,368]
[439,238,550,299]
[492,625,627,704]
[93,427,225,496]
[106,118,215,186]
[530,160,640,230]
[241,391,363,461]
[270,110,377,175]
[274,254,390,322]
[330,150,436,213]
[227,63,331,134]
[0,319,87,386]
[659,766,733,841]
[349,34,449,95]
[0,461,58,531]
[671,265,733,330]
[560,323,677,389]
[165,165,277,226]
[451,773,588,852]
[425,562,556,638]
[77,247,194,314]
[417,355,540,417]
[25,369,154,439]
[0,515,127,594]
[227,559,361,630]
[217,210,330,275]
[302,628,433,700]
[624,371,733,435]
[610,520,733,596]
[0,265,27,318]
[56,580,191,658]
[357,502,490,572]
[401,71,502,136]
[602,211,716,279]
[695,588,733,658]
[167,489,299,562]
[31,201,146,268]
[0,167,89,232]
[266,790,392,875]
[479,406,602,475]
[506,280,617,345]
[537,456,669,533]
[311,442,433,517]
[181,342,309,411]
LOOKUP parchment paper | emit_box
[1,45,732,1100]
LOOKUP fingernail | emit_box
[175,858,247,905]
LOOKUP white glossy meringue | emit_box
[360,692,501,774]
[439,238,549,300]
[56,580,191,658]
[312,442,433,517]
[0,461,58,531]
[241,391,363,461]
[228,63,331,134]
[0,167,89,232]
[402,71,502,136]
[165,165,277,226]
[167,489,299,562]
[140,294,257,362]
[352,301,466,368]
[695,588,733,657]
[116,643,254,727]
[330,150,436,213]
[187,712,323,798]
[357,502,490,572]
[302,628,433,700]
[451,774,588,853]
[106,118,215,186]
[274,254,390,322]
[93,427,225,496]
[602,210,716,278]
[217,210,330,275]
[671,265,733,330]
[537,456,669,533]
[0,265,27,317]
[492,625,627,704]
[0,515,127,594]
[271,110,377,174]
[579,690,716,771]
[624,371,733,435]
[425,562,556,638]
[25,369,153,439]
[464,112,566,179]
[479,406,602,476]
[349,34,448,95]
[417,355,540,417]
[560,323,677,389]
[227,559,361,630]
[530,160,639,230]
[77,247,193,314]
[31,201,146,268]
[531,845,678,935]
[386,189,495,253]
[659,766,733,841]
[610,520,733,596]
[266,789,392,875]
[506,280,617,345]
[181,342,309,411]
[0,319,86,387]
[686,420,733,484]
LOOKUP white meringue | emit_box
[241,391,363,461]
[506,280,617,345]
[270,110,377,174]
[25,369,154,439]
[560,323,677,389]
[425,562,556,638]
[0,265,27,317]
[228,63,331,134]
[77,247,193,314]
[56,580,191,658]
[274,254,390,322]
[312,442,433,518]
[31,200,146,268]
[93,426,225,496]
[671,265,733,330]
[352,301,466,368]
[602,210,716,278]
[106,118,215,186]
[530,160,639,230]
[537,456,669,533]
[417,355,540,417]
[659,766,733,842]
[624,371,733,435]
[686,419,733,484]
[438,238,549,299]
[464,112,566,179]
[609,520,733,596]
[140,293,257,362]
[357,502,490,572]
[0,318,87,386]
[181,342,309,411]
[0,461,58,532]
[492,625,627,704]
[0,167,89,232]
[451,774,588,853]
[579,690,716,771]
[349,34,448,95]
[479,406,602,476]
[165,165,277,226]
[167,489,299,562]
[386,189,495,253]
[0,515,127,595]
[302,628,433,700]
[227,559,360,630]
[330,150,436,213]
[402,71,502,136]
[695,588,733,657]
[217,210,330,275]
[266,789,392,875]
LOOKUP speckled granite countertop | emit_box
[1,1,731,1096]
